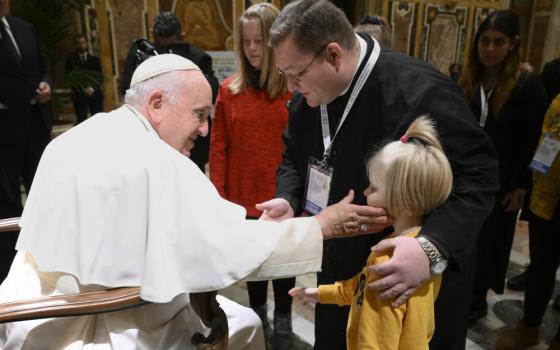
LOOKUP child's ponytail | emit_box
[400,115,444,153]
[367,115,453,217]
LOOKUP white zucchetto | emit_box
[130,53,201,86]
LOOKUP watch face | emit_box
[432,260,447,274]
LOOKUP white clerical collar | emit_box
[339,34,367,96]
[0,16,9,36]
[125,104,158,135]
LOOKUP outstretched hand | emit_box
[288,287,319,304]
[315,190,392,239]
[256,198,294,221]
[367,236,431,307]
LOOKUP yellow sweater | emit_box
[530,93,560,220]
[318,229,441,350]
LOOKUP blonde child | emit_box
[290,116,453,350]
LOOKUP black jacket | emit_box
[542,57,560,104]
[64,52,104,98]
[0,15,51,141]
[277,34,499,281]
[468,71,548,192]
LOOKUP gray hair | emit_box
[269,0,355,55]
[153,12,182,37]
[124,70,185,108]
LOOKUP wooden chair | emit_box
[0,217,227,349]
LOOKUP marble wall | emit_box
[77,0,558,109]
[362,0,559,75]
[81,0,284,109]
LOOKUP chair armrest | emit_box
[0,287,148,323]
[0,219,149,323]
[0,217,20,233]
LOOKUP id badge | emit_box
[303,157,333,215]
[529,134,560,174]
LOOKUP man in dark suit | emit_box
[65,33,104,125]
[119,11,218,172]
[0,0,52,281]
[261,1,498,349]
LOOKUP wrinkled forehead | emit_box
[182,70,212,106]
[273,36,310,70]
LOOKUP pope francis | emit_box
[0,54,377,349]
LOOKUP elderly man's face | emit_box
[159,71,212,157]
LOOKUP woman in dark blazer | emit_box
[458,10,549,325]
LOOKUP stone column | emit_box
[541,0,560,66]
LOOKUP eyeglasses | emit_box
[277,44,327,83]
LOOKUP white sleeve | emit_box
[244,217,323,281]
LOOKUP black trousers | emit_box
[0,107,50,282]
[431,256,476,350]
[472,192,518,308]
[247,277,296,314]
[524,207,560,328]
[314,302,350,349]
[71,93,103,125]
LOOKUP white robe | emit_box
[0,106,323,349]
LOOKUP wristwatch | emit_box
[416,236,448,274]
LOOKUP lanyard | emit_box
[320,38,380,161]
[479,85,493,128]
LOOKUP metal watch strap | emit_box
[416,235,447,274]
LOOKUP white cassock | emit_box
[0,105,323,349]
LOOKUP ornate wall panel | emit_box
[535,0,553,11]
[108,0,147,77]
[526,0,554,69]
[160,0,174,11]
[528,15,550,69]
[74,0,558,110]
[86,0,159,109]
[173,0,233,50]
[541,0,560,65]
[421,5,467,74]
[391,2,417,54]
[383,1,509,74]
[87,0,212,109]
